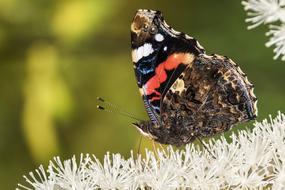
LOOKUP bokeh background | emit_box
[1,0,285,188]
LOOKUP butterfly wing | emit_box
[160,54,257,143]
[131,10,205,125]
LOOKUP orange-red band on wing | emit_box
[144,53,192,96]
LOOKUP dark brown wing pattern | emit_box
[159,54,257,146]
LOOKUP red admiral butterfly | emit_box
[131,9,258,146]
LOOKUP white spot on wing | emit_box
[155,33,164,42]
[170,78,185,94]
[185,34,193,40]
[196,40,205,50]
[132,43,154,63]
[171,28,181,35]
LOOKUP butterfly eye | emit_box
[150,26,157,34]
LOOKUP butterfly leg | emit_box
[195,135,216,159]
[152,140,159,157]
[137,136,143,157]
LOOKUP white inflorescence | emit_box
[17,112,285,189]
[242,0,285,61]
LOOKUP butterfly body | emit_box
[131,9,257,146]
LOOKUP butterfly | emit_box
[131,9,257,146]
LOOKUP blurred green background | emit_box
[0,0,285,188]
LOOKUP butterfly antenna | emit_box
[97,97,143,122]
[97,97,121,110]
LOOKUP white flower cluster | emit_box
[17,112,285,190]
[242,0,285,61]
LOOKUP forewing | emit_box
[131,10,204,125]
